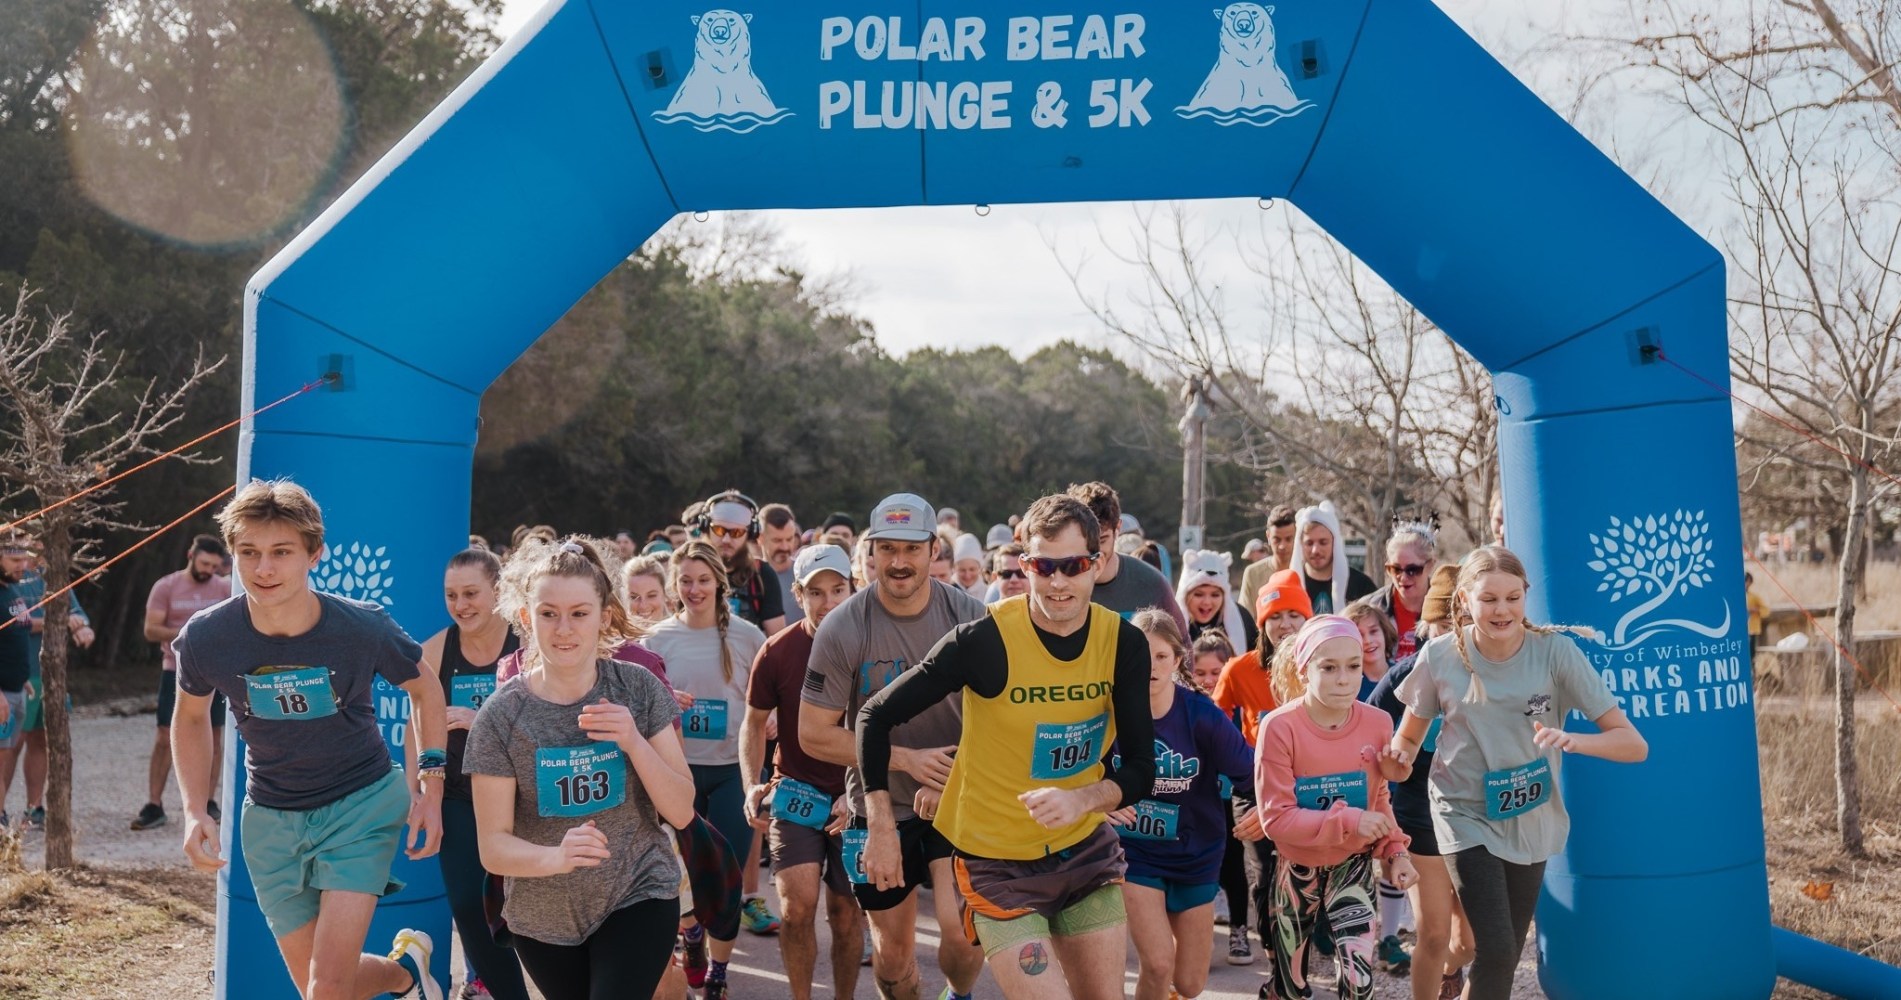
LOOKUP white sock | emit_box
[1378,879,1410,940]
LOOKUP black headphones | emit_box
[693,489,762,540]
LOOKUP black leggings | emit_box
[1235,797,1278,945]
[513,897,680,1000]
[438,798,530,1000]
[1219,831,1250,931]
[1446,846,1546,1000]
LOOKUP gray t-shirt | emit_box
[1093,553,1189,636]
[775,565,796,611]
[640,615,764,766]
[175,593,422,810]
[1397,629,1620,865]
[462,659,682,945]
[803,579,987,820]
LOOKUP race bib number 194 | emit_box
[1031,714,1108,780]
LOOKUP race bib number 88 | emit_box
[772,778,833,831]
[1031,714,1108,780]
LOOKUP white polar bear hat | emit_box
[1175,548,1246,643]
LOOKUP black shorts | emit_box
[158,671,226,730]
[850,815,955,912]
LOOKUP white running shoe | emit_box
[388,928,443,1000]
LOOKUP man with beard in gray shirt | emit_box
[800,493,988,1000]
[1067,481,1188,636]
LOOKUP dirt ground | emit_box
[1,696,1893,998]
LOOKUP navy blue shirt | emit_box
[176,592,422,810]
[1110,686,1254,884]
[0,579,33,692]
[1369,654,1441,838]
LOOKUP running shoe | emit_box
[703,978,729,1000]
[130,803,167,831]
[740,896,781,935]
[388,928,443,1000]
[1439,967,1467,1000]
[1378,934,1412,974]
[1227,926,1255,965]
[682,930,708,988]
[23,806,44,830]
[0,811,9,830]
[1213,893,1230,926]
[459,978,490,999]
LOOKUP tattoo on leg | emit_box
[1017,941,1049,977]
[876,976,905,1000]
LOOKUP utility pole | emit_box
[1179,375,1211,554]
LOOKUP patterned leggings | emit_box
[1265,853,1379,1000]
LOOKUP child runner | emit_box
[1390,546,1647,1000]
[172,479,448,1000]
[1343,597,1412,974]
[1111,609,1261,1000]
[1187,630,1250,962]
[1213,567,1311,967]
[1175,549,1258,651]
[1257,615,1416,1000]
[1370,565,1474,1000]
[420,549,528,1000]
[642,540,767,999]
[463,537,696,1000]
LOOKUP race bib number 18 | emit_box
[1031,714,1108,780]
[244,667,339,721]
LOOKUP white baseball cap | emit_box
[792,544,853,587]
[867,493,938,542]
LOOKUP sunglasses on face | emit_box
[1024,554,1099,578]
[1386,563,1430,578]
[706,525,749,541]
[996,569,1027,581]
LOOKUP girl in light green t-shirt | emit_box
[1387,546,1647,1000]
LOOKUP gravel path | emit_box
[11,707,1547,998]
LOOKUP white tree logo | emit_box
[1588,510,1730,648]
[310,541,395,607]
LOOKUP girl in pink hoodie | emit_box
[1255,615,1416,1000]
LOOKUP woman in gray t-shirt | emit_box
[1389,546,1646,1000]
[463,538,695,1000]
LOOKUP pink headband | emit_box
[1292,614,1363,668]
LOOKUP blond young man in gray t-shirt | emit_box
[800,493,989,1000]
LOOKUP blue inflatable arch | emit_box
[229,1,1899,997]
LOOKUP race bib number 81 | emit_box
[244,667,338,721]
[682,699,728,740]
[1031,714,1108,780]
[536,742,627,818]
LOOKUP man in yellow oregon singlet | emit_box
[858,494,1156,1000]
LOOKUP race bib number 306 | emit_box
[1485,758,1553,820]
[243,667,339,721]
[1116,799,1180,841]
[1031,714,1108,780]
[536,742,627,818]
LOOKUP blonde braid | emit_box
[715,593,734,685]
[1452,595,1488,705]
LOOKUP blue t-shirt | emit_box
[1109,687,1254,884]
[176,592,422,810]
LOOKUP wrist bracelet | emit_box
[417,749,448,770]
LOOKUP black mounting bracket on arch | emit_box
[1629,326,1662,366]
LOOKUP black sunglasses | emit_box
[1024,554,1099,578]
[995,569,1027,580]
[1385,562,1430,578]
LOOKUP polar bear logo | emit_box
[1177,4,1316,127]
[652,10,793,134]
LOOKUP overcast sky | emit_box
[490,0,1693,359]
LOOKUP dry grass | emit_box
[0,866,214,1000]
[1758,692,1901,995]
[1752,560,1901,632]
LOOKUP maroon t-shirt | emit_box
[747,620,846,796]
